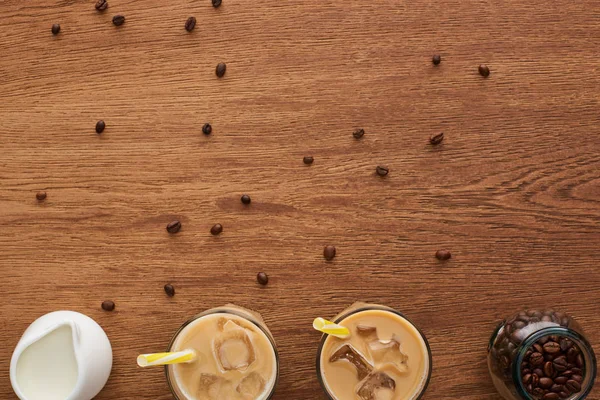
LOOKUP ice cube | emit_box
[356,325,378,338]
[356,371,396,400]
[236,372,266,398]
[196,374,236,400]
[363,328,408,374]
[329,344,373,380]
[218,317,244,331]
[213,321,256,371]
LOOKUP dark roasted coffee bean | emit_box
[551,384,564,393]
[511,331,523,344]
[95,0,108,11]
[571,368,582,375]
[559,392,571,399]
[185,16,196,32]
[210,223,223,235]
[544,341,561,354]
[479,64,490,77]
[323,245,336,260]
[212,0,222,7]
[554,376,568,384]
[531,373,539,387]
[533,343,544,354]
[542,315,552,322]
[545,353,555,361]
[513,320,526,329]
[522,368,531,375]
[544,361,554,377]
[435,249,451,260]
[543,394,559,400]
[522,374,532,384]
[571,374,582,383]
[565,380,581,392]
[561,317,569,327]
[538,336,549,345]
[101,300,115,311]
[562,370,573,377]
[549,335,560,342]
[533,368,544,377]
[576,353,584,367]
[256,272,268,285]
[36,191,47,201]
[241,194,251,205]
[96,120,105,134]
[166,220,181,234]
[430,132,444,145]
[530,352,544,366]
[353,128,365,139]
[216,62,226,77]
[526,384,532,392]
[202,123,212,135]
[553,356,568,371]
[539,377,553,389]
[560,339,573,352]
[112,15,125,26]
[532,388,545,397]
[303,156,314,165]
[164,284,175,297]
[432,54,441,65]
[51,24,61,35]
[376,166,389,176]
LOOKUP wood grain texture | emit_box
[1,0,599,398]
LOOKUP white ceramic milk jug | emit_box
[10,311,113,400]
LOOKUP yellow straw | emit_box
[313,317,351,339]
[137,349,197,368]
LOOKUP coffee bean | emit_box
[432,54,441,65]
[430,132,444,145]
[164,284,175,297]
[533,343,544,353]
[562,370,573,377]
[435,249,451,260]
[95,0,108,11]
[553,356,568,371]
[479,64,490,77]
[554,376,568,384]
[544,352,556,361]
[241,194,251,205]
[543,394,559,400]
[560,339,573,352]
[533,368,544,377]
[166,220,182,234]
[323,245,336,260]
[212,0,222,7]
[576,353,584,367]
[532,388,544,397]
[531,373,539,387]
[376,166,389,176]
[560,317,569,327]
[542,315,552,322]
[256,272,268,285]
[185,16,196,32]
[96,120,105,134]
[571,368,582,375]
[522,374,532,384]
[558,392,571,399]
[101,300,115,311]
[51,24,61,35]
[210,223,223,235]
[544,361,554,377]
[36,191,47,201]
[551,384,564,393]
[539,377,553,389]
[303,156,314,165]
[549,335,560,342]
[202,123,212,135]
[571,374,583,382]
[216,62,226,78]
[112,15,125,26]
[544,341,561,354]
[530,352,544,366]
[353,128,365,139]
[513,320,526,329]
[565,380,581,392]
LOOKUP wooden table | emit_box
[1,0,599,399]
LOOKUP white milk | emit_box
[16,325,79,400]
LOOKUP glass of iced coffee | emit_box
[316,303,432,400]
[165,304,279,400]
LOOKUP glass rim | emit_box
[512,327,597,400]
[164,307,280,400]
[315,305,433,400]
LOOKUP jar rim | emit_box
[512,327,597,400]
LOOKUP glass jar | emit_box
[488,309,596,400]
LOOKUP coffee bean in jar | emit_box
[487,309,597,400]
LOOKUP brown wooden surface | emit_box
[1,0,600,399]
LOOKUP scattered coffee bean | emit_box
[432,54,441,65]
[323,245,336,260]
[430,132,444,145]
[185,16,196,32]
[166,220,182,234]
[202,123,212,135]
[303,156,314,165]
[210,223,223,235]
[36,191,47,201]
[95,0,108,11]
[101,300,115,311]
[96,120,105,134]
[51,24,61,35]
[241,194,251,205]
[112,15,125,26]
[353,128,365,139]
[435,249,451,260]
[257,272,268,285]
[216,62,226,78]
[376,166,389,176]
[479,64,490,77]
[164,284,175,297]
[212,0,222,7]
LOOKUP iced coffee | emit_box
[166,305,279,400]
[317,303,431,400]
